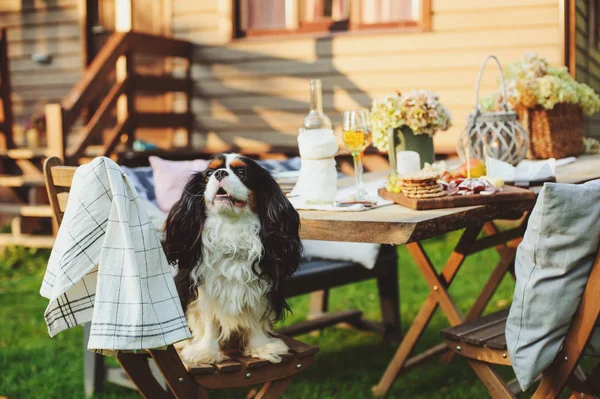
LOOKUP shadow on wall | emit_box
[190,37,374,152]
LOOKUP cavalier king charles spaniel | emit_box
[163,154,302,364]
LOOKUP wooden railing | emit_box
[45,31,194,165]
[0,27,14,150]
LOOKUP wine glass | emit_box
[343,109,372,201]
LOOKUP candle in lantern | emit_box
[466,147,471,179]
[396,151,421,175]
[483,145,489,174]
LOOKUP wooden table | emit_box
[296,154,600,397]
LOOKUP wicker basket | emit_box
[516,103,584,159]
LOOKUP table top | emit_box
[553,154,599,183]
[298,154,600,245]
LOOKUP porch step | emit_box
[0,233,54,248]
[0,204,53,217]
[0,175,45,187]
[0,148,48,159]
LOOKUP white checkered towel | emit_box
[40,157,191,352]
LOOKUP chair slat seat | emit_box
[441,309,509,350]
[484,334,509,351]
[229,355,270,369]
[214,360,242,373]
[182,335,318,382]
[285,248,397,298]
[180,335,318,390]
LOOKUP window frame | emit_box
[590,0,600,49]
[234,0,431,39]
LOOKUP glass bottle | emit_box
[303,79,332,130]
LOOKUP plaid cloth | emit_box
[40,157,191,352]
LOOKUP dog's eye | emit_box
[235,168,245,178]
[206,170,214,177]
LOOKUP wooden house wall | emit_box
[0,0,82,142]
[574,0,600,138]
[171,0,563,154]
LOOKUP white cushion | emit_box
[301,240,381,269]
[506,179,600,391]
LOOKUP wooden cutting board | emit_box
[378,185,535,210]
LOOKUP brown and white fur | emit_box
[163,154,301,364]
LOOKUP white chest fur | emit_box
[190,212,267,319]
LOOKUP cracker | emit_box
[402,186,443,194]
[399,171,440,181]
[405,191,447,199]
[401,181,441,188]
[400,181,438,188]
[401,182,442,189]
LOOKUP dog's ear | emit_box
[244,158,302,322]
[163,171,207,308]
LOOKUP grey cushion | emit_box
[506,179,600,391]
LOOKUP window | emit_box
[236,0,430,38]
[360,0,420,28]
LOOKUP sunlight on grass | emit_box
[0,232,520,398]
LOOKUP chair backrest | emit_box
[42,156,208,398]
[43,157,78,226]
[533,245,600,397]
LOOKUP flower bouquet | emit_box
[482,52,600,158]
[369,90,452,170]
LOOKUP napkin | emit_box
[289,180,393,211]
[486,157,577,182]
[291,129,339,203]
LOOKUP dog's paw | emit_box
[244,338,289,363]
[173,339,191,352]
[180,344,229,365]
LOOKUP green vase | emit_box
[387,126,434,175]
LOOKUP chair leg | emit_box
[255,376,294,399]
[149,346,207,399]
[467,359,516,399]
[83,323,105,398]
[568,394,597,399]
[376,263,401,340]
[565,366,596,398]
[587,363,600,394]
[308,290,329,318]
[117,353,174,399]
[307,290,329,336]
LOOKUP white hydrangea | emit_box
[481,53,600,115]
[369,90,452,152]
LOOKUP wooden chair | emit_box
[441,247,600,398]
[43,156,319,399]
[281,246,399,339]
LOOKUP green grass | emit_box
[0,232,532,398]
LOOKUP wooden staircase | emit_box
[45,31,194,165]
[0,30,194,248]
[0,28,53,247]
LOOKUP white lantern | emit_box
[457,55,529,166]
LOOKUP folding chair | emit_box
[43,157,319,399]
[441,247,600,398]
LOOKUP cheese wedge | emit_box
[481,176,505,189]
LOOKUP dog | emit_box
[163,154,302,364]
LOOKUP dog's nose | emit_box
[214,169,228,181]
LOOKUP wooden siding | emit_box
[574,0,600,139]
[0,0,82,144]
[173,0,562,154]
